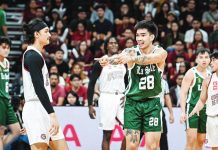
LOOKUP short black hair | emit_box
[70,74,81,81]
[94,3,105,11]
[134,20,158,40]
[0,37,11,47]
[210,51,218,59]
[196,48,210,56]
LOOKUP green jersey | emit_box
[0,59,10,99]
[187,67,211,105]
[125,46,162,101]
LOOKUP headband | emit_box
[31,21,48,34]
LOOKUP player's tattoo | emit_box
[125,129,139,143]
[108,58,118,65]
[132,55,148,64]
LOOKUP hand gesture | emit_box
[180,112,187,124]
[89,105,96,119]
[97,55,110,67]
[49,113,60,136]
[169,113,174,124]
[189,107,200,118]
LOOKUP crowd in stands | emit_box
[2,0,218,107]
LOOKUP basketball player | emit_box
[0,37,21,150]
[189,51,218,150]
[99,20,167,150]
[22,19,68,150]
[180,48,211,150]
[88,37,126,150]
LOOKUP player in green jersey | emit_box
[0,37,20,150]
[180,48,211,150]
[99,20,167,150]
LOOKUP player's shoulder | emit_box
[184,68,195,78]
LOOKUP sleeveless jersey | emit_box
[125,46,162,101]
[22,46,53,102]
[98,64,126,93]
[0,59,10,99]
[187,67,211,105]
[206,73,218,116]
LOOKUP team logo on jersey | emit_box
[41,134,46,140]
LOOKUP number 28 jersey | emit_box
[0,59,10,99]
[125,46,162,101]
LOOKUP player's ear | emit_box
[150,34,155,41]
[34,31,39,39]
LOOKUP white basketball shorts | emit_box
[98,93,124,130]
[22,101,64,145]
[205,116,218,147]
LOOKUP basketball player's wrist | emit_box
[49,113,56,117]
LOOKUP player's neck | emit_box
[140,44,154,54]
[196,65,206,73]
[32,41,44,53]
[0,56,4,62]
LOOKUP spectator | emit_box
[50,73,66,106]
[23,0,37,23]
[52,49,69,79]
[209,20,218,51]
[90,3,114,24]
[71,41,94,72]
[202,0,218,34]
[0,0,8,36]
[64,91,81,106]
[45,30,68,60]
[167,40,189,69]
[180,0,200,27]
[118,28,135,49]
[35,6,45,21]
[69,74,88,106]
[180,13,194,33]
[114,2,135,27]
[124,37,134,49]
[54,19,69,43]
[47,8,61,31]
[69,5,92,32]
[154,2,170,30]
[92,3,113,47]
[144,11,153,21]
[170,73,184,107]
[184,19,208,48]
[50,0,66,18]
[134,0,146,21]
[49,64,65,86]
[164,21,184,49]
[70,21,92,48]
[115,14,134,40]
[188,30,209,54]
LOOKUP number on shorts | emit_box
[139,75,154,90]
[149,117,159,127]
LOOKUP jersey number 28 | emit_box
[139,75,154,90]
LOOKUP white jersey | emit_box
[22,46,53,102]
[98,64,126,93]
[160,79,170,107]
[206,73,218,116]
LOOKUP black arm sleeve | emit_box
[24,50,54,114]
[87,61,102,106]
[124,64,129,88]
